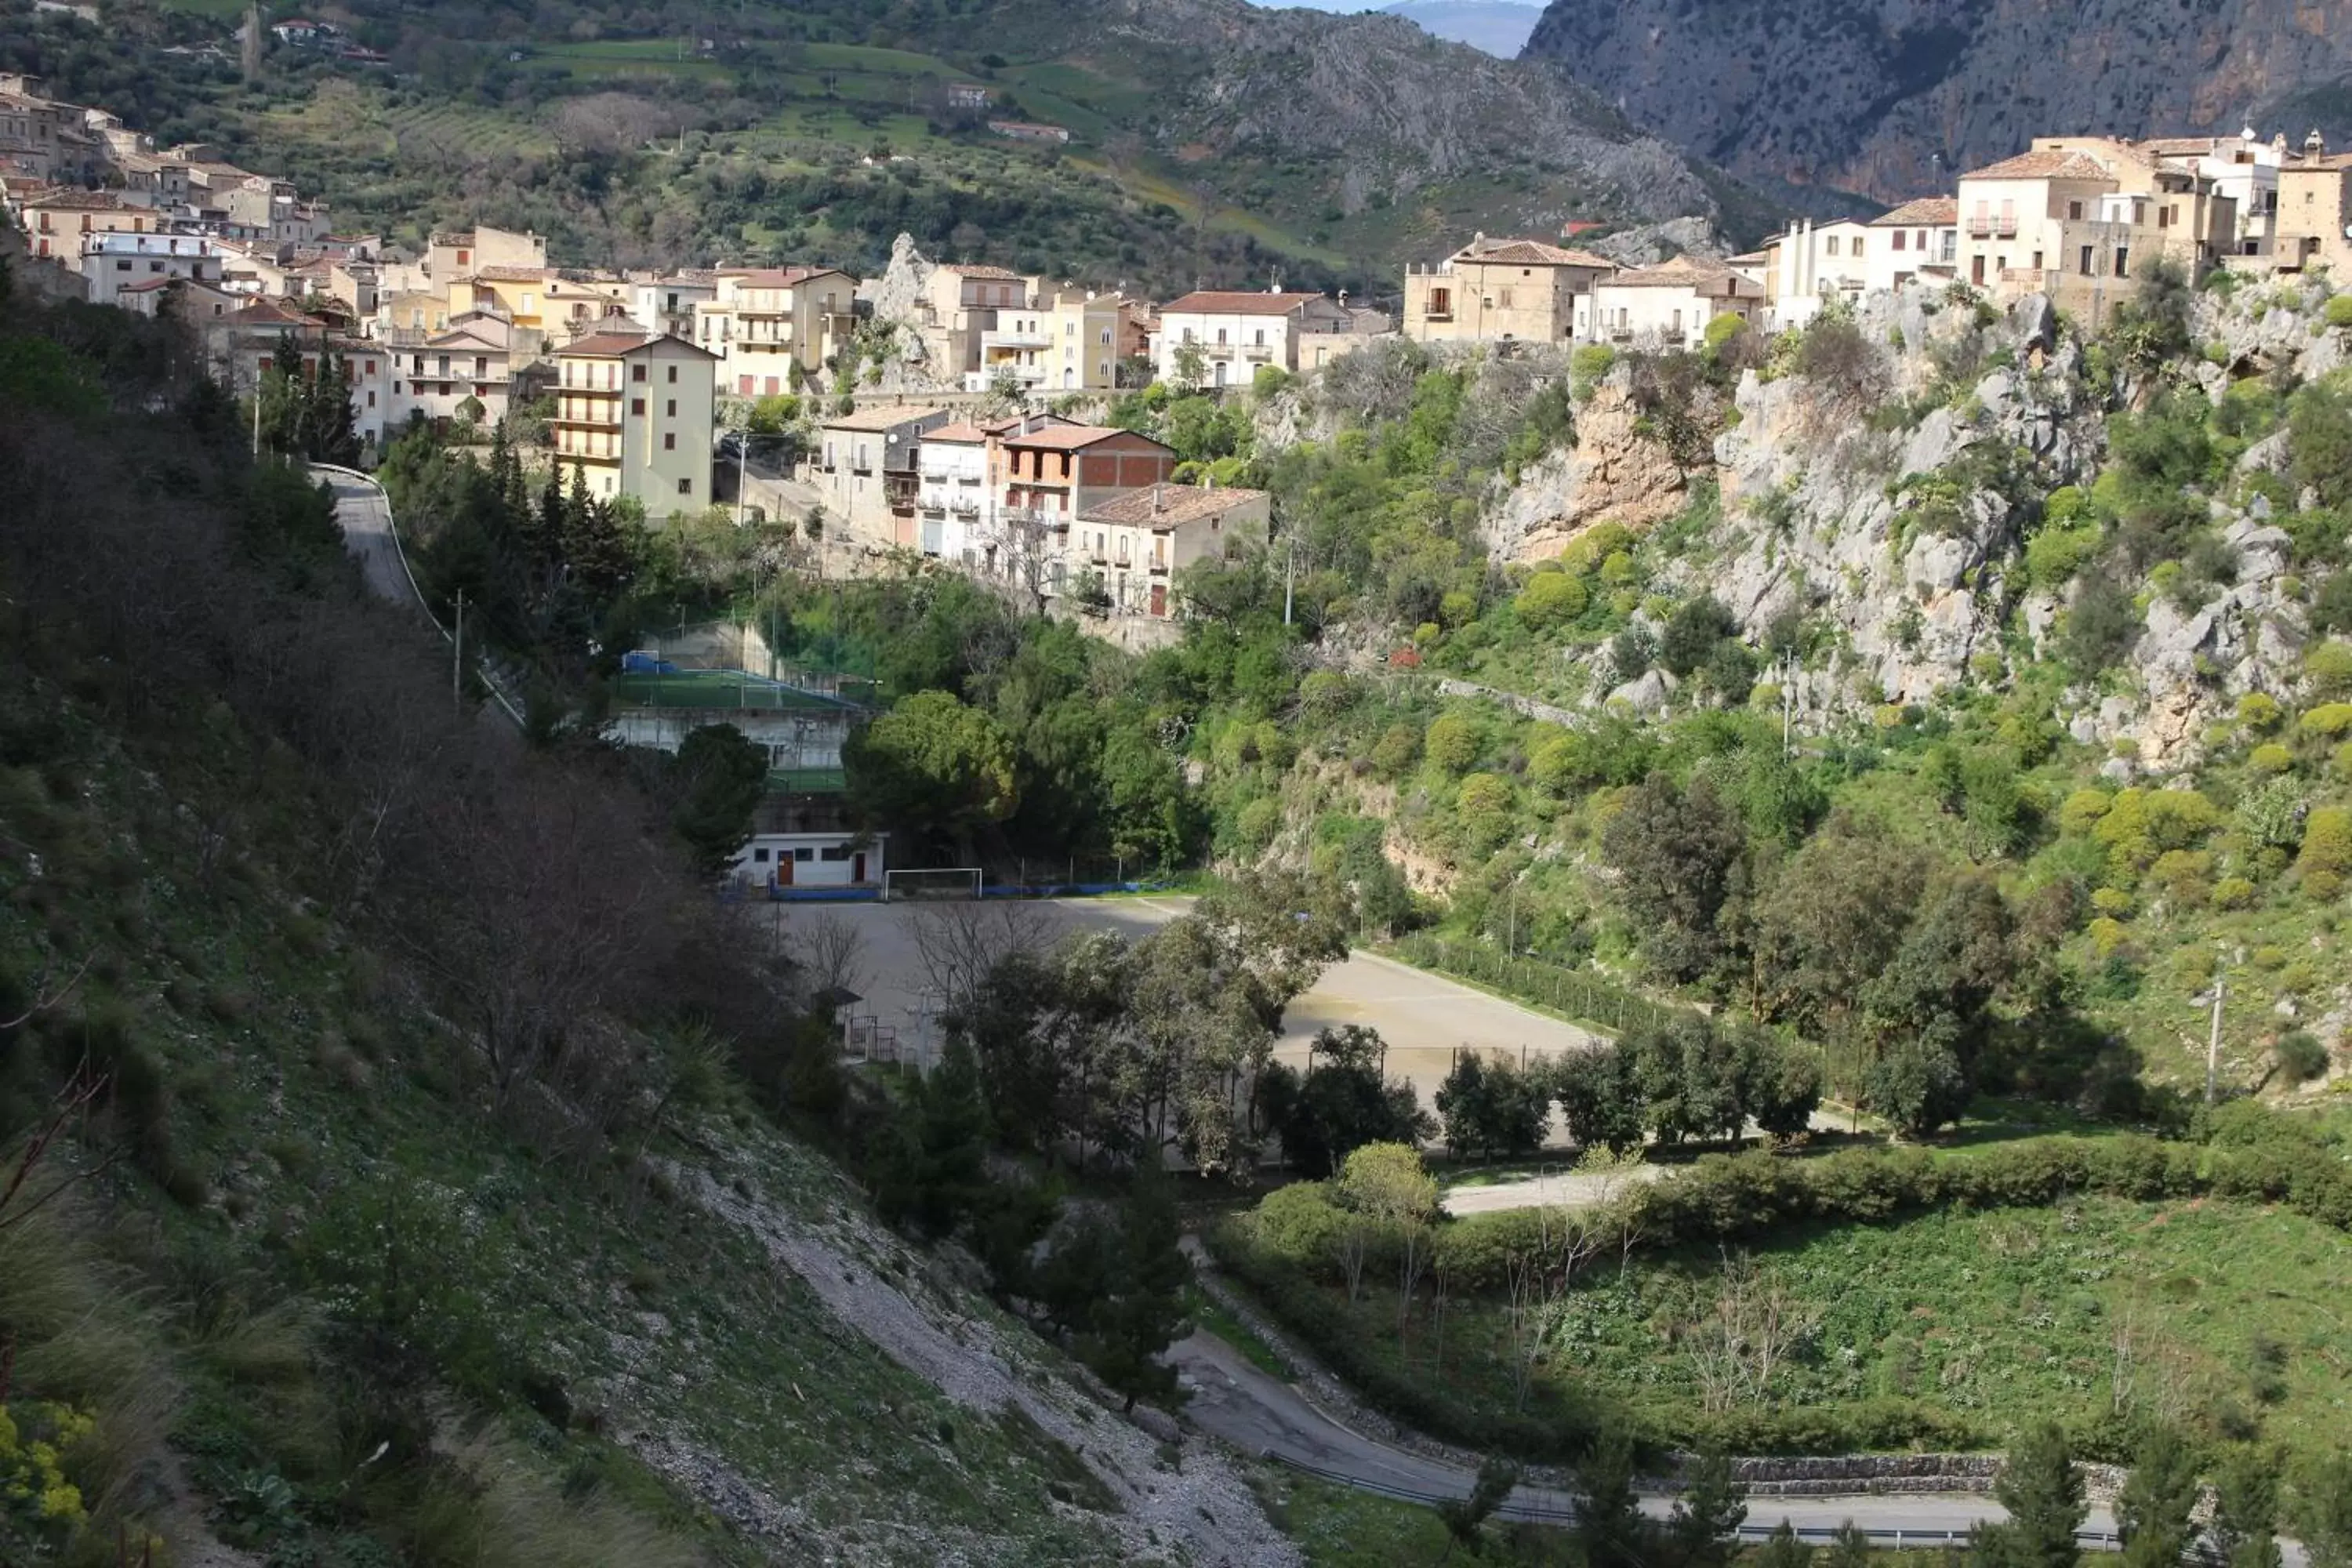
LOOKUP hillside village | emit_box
[13,11,2352,1568]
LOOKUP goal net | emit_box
[882,866,984,902]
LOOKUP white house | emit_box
[1581,256,1763,350]
[913,418,997,567]
[1865,197,1961,294]
[1763,219,1874,329]
[728,831,886,893]
[80,230,222,307]
[1154,289,1360,387]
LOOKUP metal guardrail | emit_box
[310,463,528,728]
[1256,1451,2126,1552]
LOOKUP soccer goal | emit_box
[882,866,984,902]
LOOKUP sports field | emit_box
[753,897,1602,1120]
[612,670,853,713]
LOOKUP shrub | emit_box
[2274,1030,2330,1084]
[2297,804,2352,895]
[2327,295,2352,330]
[2307,641,2352,700]
[1425,711,1481,774]
[1370,722,1421,778]
[2212,875,2257,909]
[1570,343,1616,386]
[2024,522,2102,590]
[1457,771,1514,816]
[2090,886,2135,918]
[1515,571,1590,631]
[2251,742,2296,774]
[2238,691,2285,732]
[2301,702,2352,739]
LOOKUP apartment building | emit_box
[552,331,720,515]
[811,405,955,549]
[1955,141,2232,323]
[630,270,717,341]
[394,314,516,427]
[1582,256,1763,350]
[971,287,1125,393]
[1403,234,1616,343]
[1001,423,1177,531]
[15,187,157,260]
[1761,219,1875,329]
[2145,132,2282,257]
[0,77,103,182]
[1866,198,1960,292]
[1066,483,1270,621]
[2272,133,2352,276]
[81,230,223,307]
[1155,290,1362,385]
[696,266,858,395]
[426,225,546,284]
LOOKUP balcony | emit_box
[1148,558,1169,575]
[1965,216,2020,240]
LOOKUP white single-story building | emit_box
[729,830,887,893]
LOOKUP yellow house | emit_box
[1404,234,1616,343]
[973,286,1126,393]
[1956,141,2232,324]
[695,266,858,397]
[2274,137,2352,275]
[553,330,720,516]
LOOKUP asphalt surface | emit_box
[324,472,412,605]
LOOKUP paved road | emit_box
[1171,1327,2130,1548]
[323,473,412,605]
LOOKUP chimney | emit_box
[2308,129,2327,159]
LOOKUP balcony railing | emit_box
[1965,217,2020,239]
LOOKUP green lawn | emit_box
[1261,1196,2352,1467]
[612,670,850,712]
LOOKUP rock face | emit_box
[1521,0,2352,201]
[862,234,956,393]
[1484,381,1689,560]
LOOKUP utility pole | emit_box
[734,427,750,528]
[251,379,261,458]
[1282,531,1295,626]
[2205,960,2227,1107]
[1781,651,1795,757]
[452,590,466,712]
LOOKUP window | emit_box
[1825,235,1840,256]
[753,848,770,864]
[114,260,129,271]
[667,365,677,383]
[793,847,813,863]
[1216,328,1227,345]
[2067,200,2083,221]
[2114,246,2129,278]
[632,362,648,382]
[1852,237,1864,257]
[677,477,692,495]
[819,846,849,862]
[666,399,676,416]
[632,398,644,415]
[1892,230,1907,252]
[2157,205,2171,230]
[2031,251,2043,271]
[664,433,675,450]
[1497,288,1515,307]
[1254,327,1266,346]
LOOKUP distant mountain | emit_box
[1521,0,2352,203]
[1381,0,1542,58]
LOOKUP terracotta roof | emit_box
[559,330,657,357]
[23,187,124,209]
[1459,238,1617,268]
[471,264,547,282]
[223,298,324,327]
[1004,423,1164,453]
[1871,196,1958,227]
[1602,255,1748,289]
[1160,289,1330,316]
[943,263,1022,279]
[818,405,948,432]
[1959,149,2115,183]
[921,421,993,443]
[2139,136,2228,157]
[117,276,174,293]
[1078,484,1267,529]
[724,265,848,287]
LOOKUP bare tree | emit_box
[1683,1249,1820,1413]
[909,898,1047,1021]
[790,913,871,1005]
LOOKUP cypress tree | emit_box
[1974,1423,2085,1568]
[2116,1425,2201,1568]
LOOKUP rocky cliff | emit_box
[1473,278,2349,773]
[1522,0,2352,202]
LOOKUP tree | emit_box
[1554,1044,1646,1156]
[1436,1052,1548,1162]
[1974,1422,2085,1568]
[1573,1429,1652,1568]
[1733,1024,1822,1142]
[1668,1450,1748,1568]
[1335,1142,1439,1334]
[1261,1025,1430,1177]
[2210,1446,2283,1568]
[670,723,771,874]
[2291,1451,2352,1568]
[869,1040,991,1239]
[1754,1521,1813,1568]
[1660,594,1740,679]
[1438,1456,1520,1561]
[312,347,361,464]
[1073,1162,1193,1414]
[2116,1425,2201,1568]
[1631,1014,1741,1144]
[1867,1036,1972,1139]
[843,690,1018,855]
[1171,339,1207,393]
[1823,1522,1873,1568]
[1601,773,1748,982]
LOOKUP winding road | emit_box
[1167,1283,2310,1558]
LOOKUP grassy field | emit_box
[1255,1196,2352,1467]
[612,669,852,711]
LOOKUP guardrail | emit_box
[309,463,528,729]
[1256,1452,2126,1552]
